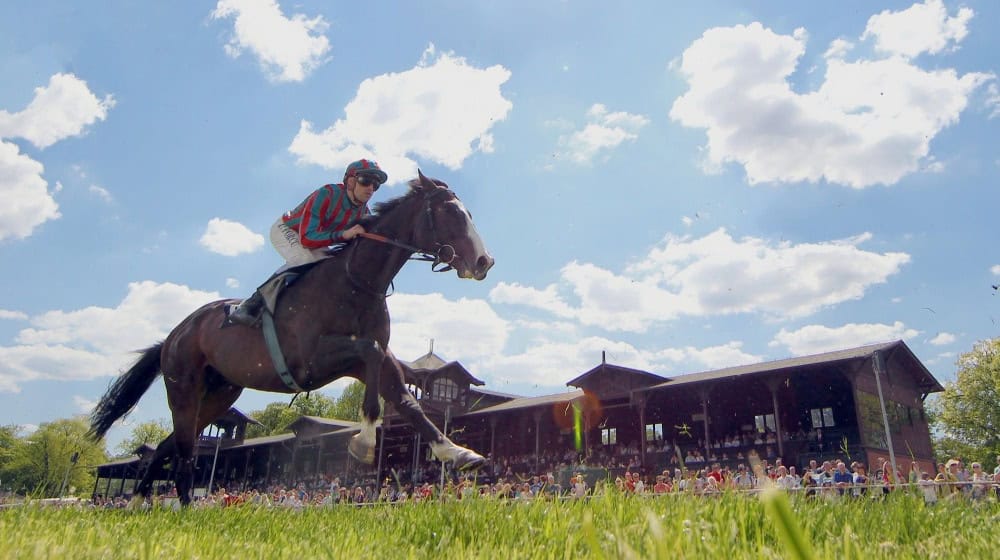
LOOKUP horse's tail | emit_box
[88,343,164,440]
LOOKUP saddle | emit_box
[226,260,321,328]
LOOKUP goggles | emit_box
[355,174,382,190]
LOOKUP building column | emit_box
[264,446,273,486]
[699,388,712,461]
[533,409,544,469]
[765,378,785,458]
[241,449,253,491]
[376,421,387,485]
[634,392,648,467]
[489,416,498,469]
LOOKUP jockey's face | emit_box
[348,175,377,204]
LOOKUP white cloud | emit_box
[769,321,919,355]
[386,292,509,364]
[986,83,1000,119]
[289,45,512,182]
[491,229,909,331]
[824,38,854,59]
[199,218,265,256]
[211,0,330,83]
[862,0,973,58]
[669,17,992,188]
[0,73,114,149]
[226,277,241,289]
[88,184,113,203]
[928,332,956,346]
[0,140,61,241]
[479,336,653,388]
[0,281,219,392]
[653,341,763,371]
[558,103,649,164]
[73,395,97,414]
[471,336,760,389]
[990,264,1000,276]
[0,309,28,320]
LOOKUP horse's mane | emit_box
[326,176,449,256]
[360,176,449,229]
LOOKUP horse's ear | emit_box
[417,169,436,190]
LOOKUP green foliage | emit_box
[2,417,107,498]
[245,382,373,439]
[931,338,1000,470]
[245,383,374,439]
[244,402,303,439]
[328,381,366,422]
[114,419,171,457]
[0,424,21,488]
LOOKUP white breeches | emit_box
[270,218,328,266]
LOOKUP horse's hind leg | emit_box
[379,350,486,471]
[134,433,176,500]
[165,367,243,506]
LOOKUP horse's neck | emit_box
[347,203,420,292]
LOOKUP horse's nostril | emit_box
[477,255,494,271]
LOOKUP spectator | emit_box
[653,475,671,494]
[969,462,990,500]
[851,463,868,497]
[936,459,961,499]
[775,466,798,491]
[833,462,853,496]
[918,472,937,505]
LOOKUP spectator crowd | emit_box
[85,451,1000,509]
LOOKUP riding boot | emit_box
[226,290,264,326]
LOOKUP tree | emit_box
[3,417,107,497]
[244,383,371,438]
[0,425,22,491]
[245,393,338,438]
[931,338,1000,470]
[329,381,366,422]
[114,419,171,457]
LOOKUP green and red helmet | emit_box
[344,159,388,184]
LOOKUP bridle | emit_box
[345,188,461,297]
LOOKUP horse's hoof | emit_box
[349,436,375,465]
[453,449,486,471]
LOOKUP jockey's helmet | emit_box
[344,159,388,185]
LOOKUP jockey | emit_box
[226,158,388,326]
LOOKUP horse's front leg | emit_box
[379,350,486,472]
[347,338,384,464]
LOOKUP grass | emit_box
[2,491,999,559]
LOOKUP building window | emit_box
[810,407,835,428]
[645,423,663,442]
[601,428,617,446]
[431,377,459,401]
[754,413,776,433]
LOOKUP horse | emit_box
[88,171,495,505]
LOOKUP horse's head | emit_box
[412,170,494,281]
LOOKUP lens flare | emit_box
[573,404,583,452]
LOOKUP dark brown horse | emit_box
[89,172,494,505]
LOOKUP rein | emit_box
[344,190,459,297]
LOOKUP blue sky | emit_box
[1,1,997,452]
